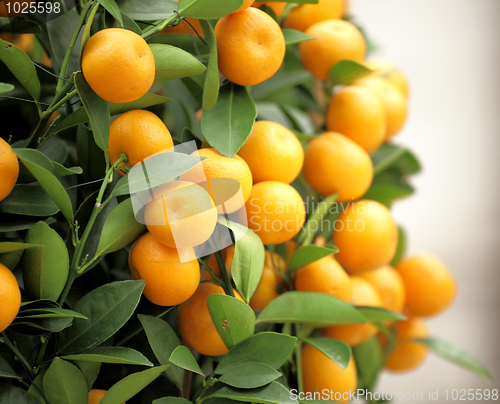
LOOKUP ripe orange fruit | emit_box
[0,137,19,202]
[301,344,358,403]
[252,1,286,17]
[384,317,429,371]
[333,200,398,273]
[285,0,345,32]
[88,389,125,404]
[144,181,217,249]
[365,59,409,98]
[177,282,244,356]
[180,148,252,214]
[128,232,200,306]
[245,181,306,245]
[295,255,352,303]
[0,0,35,17]
[353,76,407,139]
[359,265,406,313]
[326,86,386,153]
[303,132,373,202]
[249,265,279,310]
[108,110,173,175]
[299,19,365,80]
[322,276,382,346]
[214,7,285,86]
[201,245,235,281]
[264,249,287,288]
[396,253,456,317]
[237,121,304,184]
[0,263,21,333]
[82,28,155,103]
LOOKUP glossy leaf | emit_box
[169,345,204,376]
[288,245,338,272]
[207,294,256,350]
[218,362,281,389]
[352,337,383,391]
[62,347,153,366]
[0,217,56,233]
[282,29,314,45]
[74,72,110,153]
[0,183,60,217]
[356,307,406,323]
[57,280,145,354]
[21,221,69,301]
[205,381,297,404]
[74,361,101,391]
[42,358,88,404]
[201,82,257,157]
[328,60,372,86]
[200,20,219,110]
[257,292,366,326]
[418,338,492,381]
[11,317,73,335]
[119,0,176,20]
[0,241,41,254]
[0,38,40,102]
[0,82,15,94]
[98,0,123,25]
[14,148,74,223]
[302,337,351,369]
[296,193,338,245]
[52,162,83,177]
[17,307,88,320]
[251,70,310,101]
[362,182,413,208]
[151,44,206,84]
[178,0,242,19]
[0,385,40,404]
[216,332,296,374]
[47,7,80,75]
[100,365,169,404]
[390,226,406,266]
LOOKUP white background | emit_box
[351,0,500,400]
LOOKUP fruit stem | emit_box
[141,12,180,39]
[214,250,234,297]
[295,336,304,394]
[198,258,223,287]
[1,331,34,379]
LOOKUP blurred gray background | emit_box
[350,0,500,400]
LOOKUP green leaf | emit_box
[215,332,296,374]
[205,381,297,404]
[371,143,407,175]
[282,29,314,45]
[62,347,153,366]
[328,60,372,86]
[0,355,20,379]
[100,365,169,404]
[14,149,74,223]
[200,20,219,110]
[0,183,60,217]
[356,307,406,323]
[18,307,88,320]
[201,82,257,157]
[42,358,88,404]
[218,362,281,389]
[21,221,69,301]
[27,370,46,403]
[52,162,83,177]
[169,345,204,376]
[57,280,145,354]
[207,294,256,350]
[352,337,383,391]
[0,385,40,404]
[362,182,413,208]
[0,38,41,102]
[151,44,206,84]
[0,217,56,233]
[47,8,80,75]
[251,70,310,101]
[95,197,145,256]
[257,292,366,326]
[11,317,73,335]
[0,82,15,94]
[153,398,193,404]
[178,0,242,19]
[288,245,338,272]
[0,241,41,254]
[302,337,351,369]
[98,0,123,26]
[390,226,406,266]
[119,0,176,20]
[417,338,492,381]
[139,315,184,390]
[74,361,101,391]
[74,72,110,153]
[296,193,338,245]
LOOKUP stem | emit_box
[295,338,304,394]
[1,332,34,378]
[198,258,223,287]
[33,335,49,369]
[141,13,180,39]
[214,250,234,297]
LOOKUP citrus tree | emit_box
[0,0,493,403]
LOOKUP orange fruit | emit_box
[0,0,35,17]
[333,200,398,273]
[144,181,218,249]
[264,249,287,288]
[177,282,244,356]
[0,137,19,202]
[326,86,386,153]
[396,253,456,317]
[0,263,21,333]
[285,0,345,32]
[299,19,365,80]
[82,28,155,103]
[322,276,382,346]
[295,255,352,302]
[353,75,407,139]
[201,245,235,281]
[365,59,409,98]
[303,132,373,202]
[128,232,200,306]
[252,1,286,17]
[359,265,406,313]
[249,265,279,310]
[302,344,357,403]
[384,317,429,371]
[214,7,285,86]
[108,110,173,175]
[245,181,306,245]
[237,121,304,184]
[180,148,252,214]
